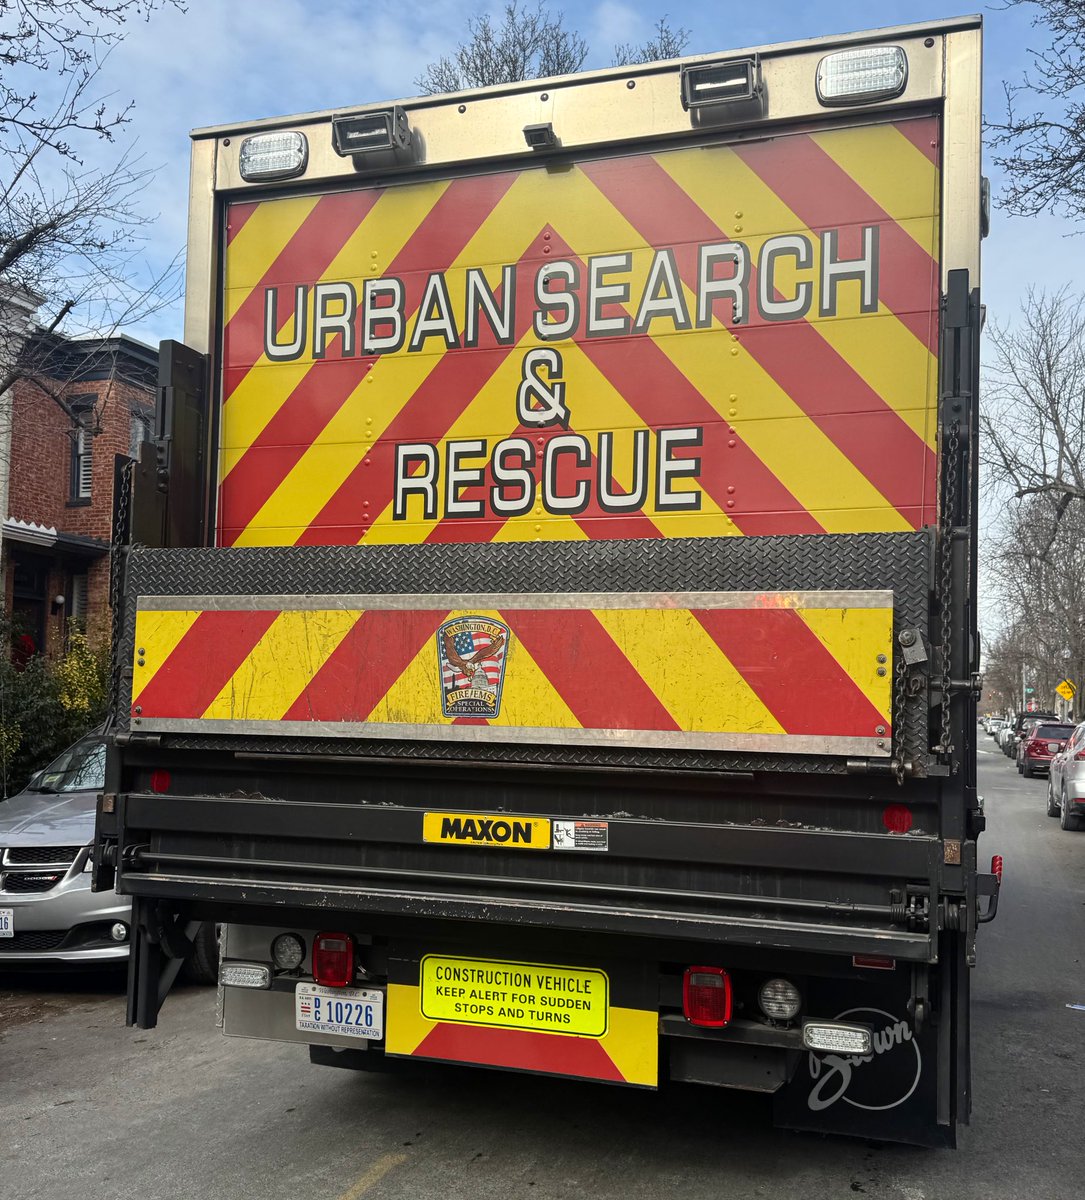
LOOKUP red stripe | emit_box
[298,225,556,546]
[580,337,823,536]
[413,1023,624,1082]
[280,609,447,722]
[730,134,940,354]
[134,610,280,719]
[511,610,680,731]
[220,173,516,547]
[581,155,936,528]
[693,608,888,737]
[225,200,260,246]
[223,189,385,378]
[893,116,941,167]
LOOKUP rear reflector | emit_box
[149,769,171,793]
[803,1021,872,1055]
[852,954,896,971]
[683,965,732,1028]
[312,931,354,987]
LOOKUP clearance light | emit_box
[683,965,733,1028]
[758,978,801,1021]
[681,58,762,111]
[803,1021,873,1055]
[332,107,411,157]
[312,932,354,987]
[220,961,272,990]
[238,131,308,181]
[816,46,908,106]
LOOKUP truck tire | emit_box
[1060,790,1081,832]
[181,922,220,985]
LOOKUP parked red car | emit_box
[1018,722,1076,778]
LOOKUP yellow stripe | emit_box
[602,1007,658,1087]
[659,142,938,453]
[797,606,893,722]
[386,982,437,1055]
[220,181,449,484]
[593,608,785,734]
[812,123,941,259]
[200,609,359,720]
[222,195,321,322]
[131,610,203,704]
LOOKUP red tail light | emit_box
[149,769,171,793]
[683,966,732,1028]
[312,932,354,987]
[1073,749,1085,760]
[991,855,1003,885]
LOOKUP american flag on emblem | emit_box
[442,630,504,690]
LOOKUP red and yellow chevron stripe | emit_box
[131,590,893,756]
[385,981,658,1087]
[217,116,941,548]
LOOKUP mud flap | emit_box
[773,970,954,1148]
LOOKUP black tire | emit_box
[180,922,220,985]
[1017,758,1024,774]
[1047,782,1060,817]
[1060,789,1082,832]
[1022,759,1033,778]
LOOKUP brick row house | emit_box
[2,332,157,656]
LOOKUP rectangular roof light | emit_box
[816,46,908,106]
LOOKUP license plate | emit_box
[0,908,12,937]
[295,982,383,1039]
[1048,743,1061,753]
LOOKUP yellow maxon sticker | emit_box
[420,955,609,1036]
[422,812,551,849]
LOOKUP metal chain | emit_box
[937,418,961,758]
[892,648,908,784]
[107,457,134,724]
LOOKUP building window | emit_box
[71,574,88,625]
[69,396,96,503]
[129,410,152,459]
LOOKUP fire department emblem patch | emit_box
[437,616,510,719]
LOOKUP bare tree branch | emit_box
[985,0,1085,223]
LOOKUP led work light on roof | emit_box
[816,46,908,106]
[332,107,411,157]
[238,131,308,181]
[681,57,763,115]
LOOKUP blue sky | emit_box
[97,0,1078,347]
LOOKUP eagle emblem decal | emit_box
[437,616,510,719]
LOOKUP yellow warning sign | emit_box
[420,955,608,1036]
[1056,679,1076,702]
[422,812,551,849]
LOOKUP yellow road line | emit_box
[336,1152,408,1200]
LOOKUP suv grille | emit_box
[3,846,81,867]
[2,872,63,894]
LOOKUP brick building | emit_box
[2,333,157,655]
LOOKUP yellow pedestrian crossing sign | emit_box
[1056,679,1076,702]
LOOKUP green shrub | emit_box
[0,625,109,797]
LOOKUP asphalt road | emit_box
[2,742,1083,1200]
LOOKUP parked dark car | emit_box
[1017,722,1075,778]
